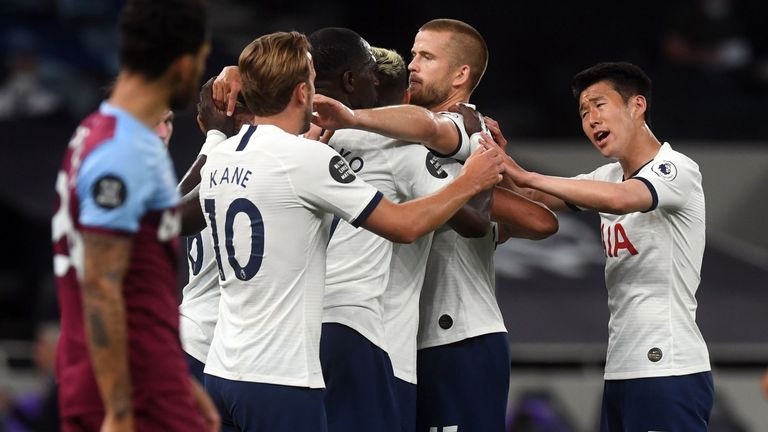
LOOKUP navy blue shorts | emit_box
[204,374,327,432]
[320,323,399,432]
[600,371,714,432]
[396,377,417,432]
[416,332,511,432]
[185,351,205,384]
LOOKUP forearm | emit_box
[447,189,492,238]
[178,131,227,195]
[354,105,456,154]
[396,175,480,242]
[179,185,205,236]
[491,186,558,240]
[82,233,133,421]
[523,173,628,214]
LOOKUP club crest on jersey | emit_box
[426,153,448,179]
[92,175,126,209]
[329,155,355,184]
[652,160,677,181]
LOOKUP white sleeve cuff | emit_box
[199,130,228,156]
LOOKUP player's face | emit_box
[154,110,174,147]
[170,42,211,111]
[353,48,379,109]
[578,81,637,159]
[408,30,454,108]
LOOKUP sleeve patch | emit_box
[92,175,127,209]
[329,155,356,184]
[425,152,449,179]
[651,160,677,181]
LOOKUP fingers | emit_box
[483,116,508,150]
[226,92,238,118]
[319,128,335,144]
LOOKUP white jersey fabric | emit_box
[323,130,454,352]
[570,142,710,380]
[200,124,382,388]
[179,131,227,364]
[418,159,506,350]
[383,113,479,384]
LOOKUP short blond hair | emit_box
[239,31,312,116]
[419,19,488,92]
[372,47,408,105]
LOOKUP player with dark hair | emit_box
[498,61,713,431]
[311,19,557,432]
[51,0,216,431]
[200,31,503,431]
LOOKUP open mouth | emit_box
[594,130,610,145]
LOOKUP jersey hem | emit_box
[603,363,711,380]
[417,326,508,349]
[203,366,325,389]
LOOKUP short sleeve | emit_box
[632,158,699,212]
[77,141,155,234]
[291,142,383,227]
[431,112,471,161]
[390,144,453,200]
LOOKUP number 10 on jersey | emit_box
[203,198,265,281]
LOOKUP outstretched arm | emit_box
[312,94,462,156]
[505,157,653,215]
[492,186,558,243]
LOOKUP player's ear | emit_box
[630,95,647,120]
[342,70,355,93]
[295,81,309,107]
[452,65,470,88]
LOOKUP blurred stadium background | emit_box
[0,0,766,430]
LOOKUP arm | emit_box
[492,186,558,242]
[445,103,493,237]
[483,115,568,212]
[362,146,503,243]
[506,159,653,214]
[81,232,134,431]
[312,94,461,156]
[180,77,253,235]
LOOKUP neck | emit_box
[426,89,470,113]
[619,123,662,178]
[252,108,305,136]
[108,71,171,129]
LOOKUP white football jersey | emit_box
[418,160,506,350]
[200,124,382,388]
[324,130,453,351]
[179,132,227,364]
[570,142,710,380]
[383,113,478,384]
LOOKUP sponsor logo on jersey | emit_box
[652,160,677,181]
[426,153,448,179]
[93,175,126,209]
[329,155,355,183]
[647,347,663,362]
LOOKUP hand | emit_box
[311,94,356,131]
[197,77,235,136]
[212,66,241,116]
[452,103,483,135]
[190,378,220,432]
[460,146,504,192]
[100,412,134,432]
[483,116,508,151]
[303,123,335,144]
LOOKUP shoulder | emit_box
[642,143,701,182]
